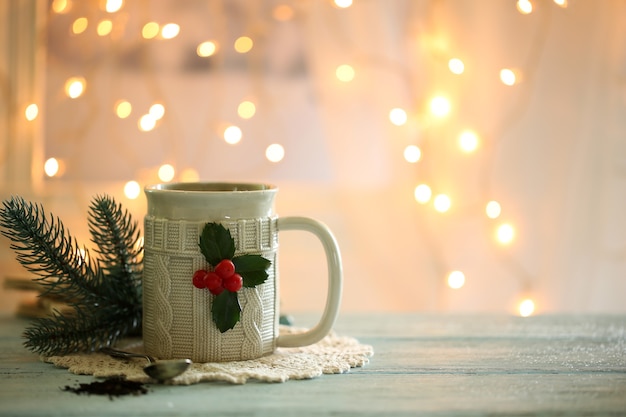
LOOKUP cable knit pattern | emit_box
[44,327,374,385]
[143,216,278,362]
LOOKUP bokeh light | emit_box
[115,100,132,119]
[224,125,242,144]
[403,145,421,163]
[105,0,123,13]
[334,0,353,8]
[65,77,86,99]
[389,108,408,126]
[414,184,432,204]
[430,96,451,118]
[124,181,141,199]
[161,23,180,39]
[97,20,113,36]
[516,0,533,14]
[486,201,502,219]
[238,101,256,119]
[448,58,465,74]
[72,17,88,34]
[142,22,160,39]
[500,68,517,86]
[519,298,535,316]
[433,194,451,212]
[234,36,253,53]
[138,114,157,132]
[497,223,515,244]
[336,64,355,82]
[25,103,39,121]
[44,158,60,177]
[197,40,218,57]
[447,271,465,289]
[158,164,175,182]
[265,144,285,163]
[458,130,479,153]
[149,103,165,120]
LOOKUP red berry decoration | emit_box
[196,222,271,333]
[204,272,224,295]
[223,273,243,292]
[214,259,235,278]
[192,270,208,289]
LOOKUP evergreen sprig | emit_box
[0,195,142,356]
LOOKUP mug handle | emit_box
[275,216,343,348]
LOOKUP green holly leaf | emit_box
[233,254,270,287]
[199,223,236,266]
[211,290,241,333]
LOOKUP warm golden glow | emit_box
[273,5,294,21]
[516,0,533,14]
[336,64,355,82]
[433,194,451,213]
[138,114,157,132]
[115,100,132,119]
[518,298,535,317]
[458,130,479,153]
[25,104,39,121]
[500,68,517,86]
[161,23,180,39]
[158,164,175,182]
[447,271,465,289]
[197,41,218,57]
[65,77,86,98]
[52,0,70,14]
[414,184,432,204]
[44,158,60,177]
[234,36,253,53]
[486,201,501,219]
[403,145,421,163]
[97,20,113,36]
[266,144,285,163]
[429,96,451,118]
[553,0,568,7]
[72,17,88,35]
[105,0,123,13]
[238,101,256,119]
[224,125,242,144]
[496,223,515,244]
[448,58,465,75]
[124,181,141,199]
[142,22,160,39]
[389,108,407,126]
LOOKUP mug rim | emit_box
[145,182,277,193]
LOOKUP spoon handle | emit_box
[101,347,156,364]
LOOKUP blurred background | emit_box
[1,0,625,317]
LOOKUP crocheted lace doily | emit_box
[44,327,374,385]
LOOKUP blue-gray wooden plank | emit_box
[1,313,624,416]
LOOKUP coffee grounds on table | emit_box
[62,377,148,399]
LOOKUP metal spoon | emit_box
[101,347,192,382]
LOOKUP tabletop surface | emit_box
[1,312,625,416]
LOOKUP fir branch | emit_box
[0,197,98,302]
[87,195,143,305]
[0,195,143,356]
[23,305,139,356]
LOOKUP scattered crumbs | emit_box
[62,377,148,400]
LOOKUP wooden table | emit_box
[1,313,625,416]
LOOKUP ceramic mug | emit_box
[142,182,342,362]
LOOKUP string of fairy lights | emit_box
[22,0,570,316]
